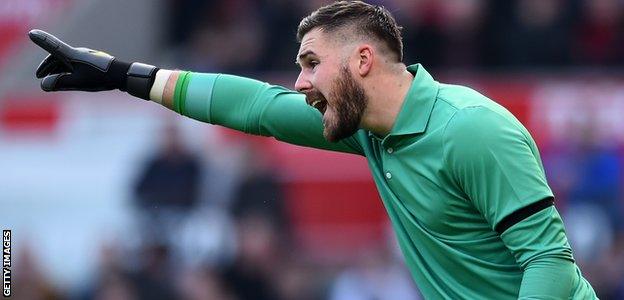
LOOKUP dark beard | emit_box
[324,66,368,142]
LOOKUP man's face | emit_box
[295,29,368,142]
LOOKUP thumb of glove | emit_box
[41,72,84,91]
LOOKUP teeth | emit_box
[311,100,321,108]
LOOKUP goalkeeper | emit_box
[29,1,597,299]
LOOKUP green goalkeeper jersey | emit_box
[171,64,597,299]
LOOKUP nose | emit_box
[294,71,312,93]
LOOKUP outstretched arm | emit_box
[29,30,363,155]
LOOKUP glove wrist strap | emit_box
[108,59,132,90]
[126,62,159,100]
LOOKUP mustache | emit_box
[304,90,326,105]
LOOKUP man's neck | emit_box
[360,67,414,137]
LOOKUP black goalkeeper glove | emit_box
[29,29,158,100]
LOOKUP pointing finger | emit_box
[29,29,69,53]
[28,29,74,69]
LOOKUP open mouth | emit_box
[310,99,328,115]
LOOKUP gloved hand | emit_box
[29,29,158,99]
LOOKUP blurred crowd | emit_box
[166,0,624,72]
[12,123,420,300]
[542,122,624,299]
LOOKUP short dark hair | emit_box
[297,1,403,62]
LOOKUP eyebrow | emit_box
[295,50,317,65]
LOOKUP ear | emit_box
[356,44,374,77]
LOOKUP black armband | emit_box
[495,197,554,234]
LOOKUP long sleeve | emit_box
[501,207,578,299]
[443,105,597,299]
[171,72,363,155]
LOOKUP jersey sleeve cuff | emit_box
[173,72,219,123]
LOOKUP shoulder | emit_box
[442,105,529,162]
[446,105,518,136]
[436,82,526,145]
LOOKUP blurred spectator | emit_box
[127,243,178,300]
[134,123,201,210]
[221,213,283,300]
[133,122,202,243]
[230,143,288,232]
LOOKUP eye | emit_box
[309,61,319,69]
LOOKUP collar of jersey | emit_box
[368,63,439,140]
